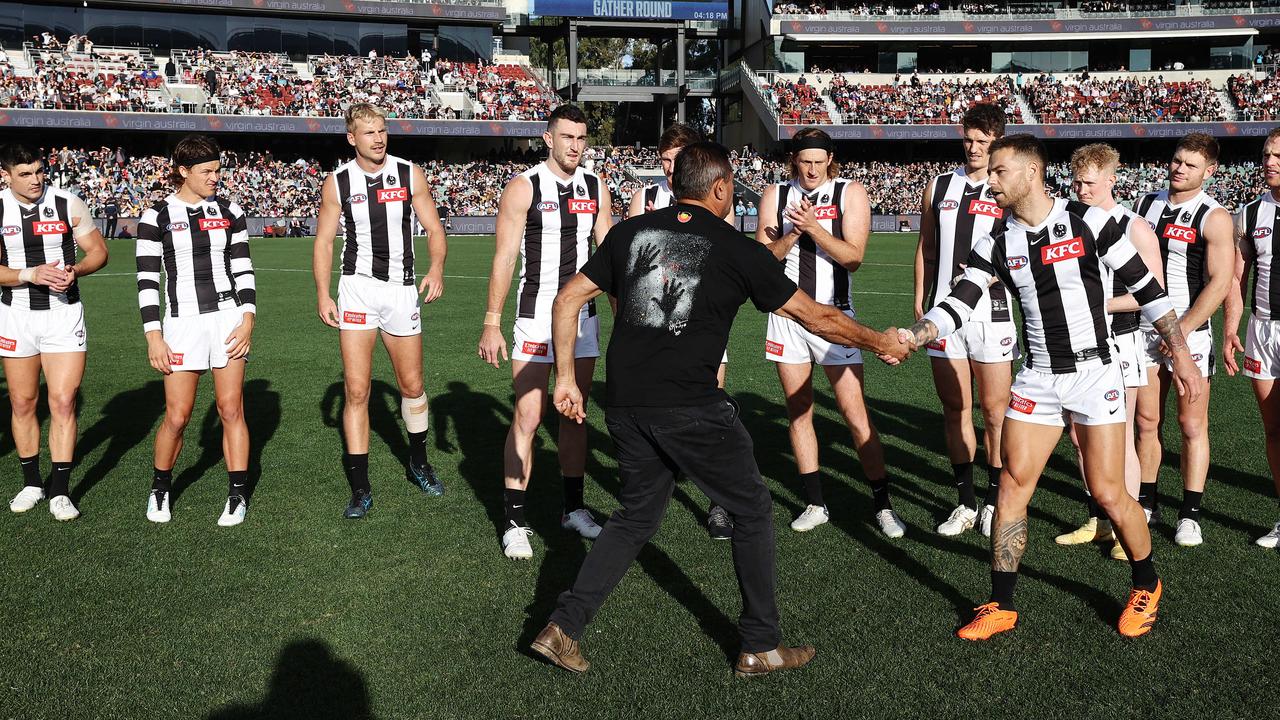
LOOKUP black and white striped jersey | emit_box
[641,179,674,210]
[1241,192,1280,320]
[136,194,256,333]
[515,162,602,320]
[771,177,854,309]
[0,186,94,310]
[925,168,1012,323]
[333,154,416,286]
[1101,204,1148,336]
[1133,189,1223,330]
[924,198,1173,374]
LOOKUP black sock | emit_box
[1085,492,1102,520]
[151,468,173,493]
[408,430,427,467]
[953,462,976,508]
[800,471,824,507]
[990,570,1018,610]
[1138,481,1158,510]
[562,475,584,513]
[343,453,370,494]
[504,488,527,529]
[984,464,1001,507]
[870,477,892,511]
[19,455,41,489]
[1129,553,1158,591]
[1179,490,1203,522]
[228,470,249,499]
[48,462,72,498]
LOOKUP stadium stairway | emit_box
[822,95,843,124]
[1013,91,1039,123]
[1216,89,1239,121]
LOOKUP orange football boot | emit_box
[956,602,1018,641]
[1118,580,1162,638]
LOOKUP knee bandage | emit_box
[401,393,428,433]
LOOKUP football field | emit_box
[2,233,1277,719]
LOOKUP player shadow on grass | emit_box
[171,379,282,504]
[70,380,165,503]
[206,638,373,720]
[320,379,411,486]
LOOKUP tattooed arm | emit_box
[1152,308,1203,405]
[902,231,1002,349]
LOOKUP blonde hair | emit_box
[345,103,387,133]
[1070,143,1121,176]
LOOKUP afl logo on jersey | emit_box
[813,205,838,220]
[1006,255,1028,270]
[166,222,189,232]
[537,201,559,213]
[1254,227,1273,239]
[939,200,959,211]
[568,199,597,214]
[349,194,368,205]
[1,225,21,236]
[377,187,408,203]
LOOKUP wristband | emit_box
[17,267,35,283]
[484,311,502,327]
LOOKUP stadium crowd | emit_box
[828,75,1023,124]
[1229,72,1280,122]
[1024,74,1227,123]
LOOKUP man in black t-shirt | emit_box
[530,142,910,677]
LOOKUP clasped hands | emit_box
[874,325,926,366]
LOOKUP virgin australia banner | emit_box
[0,110,544,137]
[776,122,1280,142]
[778,12,1280,35]
[97,0,506,22]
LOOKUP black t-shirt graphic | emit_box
[581,203,797,407]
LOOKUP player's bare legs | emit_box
[506,359,553,495]
[1250,378,1280,546]
[931,356,986,534]
[211,359,249,472]
[383,330,440,495]
[777,362,827,531]
[4,356,43,461]
[40,352,84,467]
[154,371,201,473]
[1158,366,1212,545]
[826,363,902,536]
[340,329,380,455]
[1077,422,1150,562]
[1134,366,1164,521]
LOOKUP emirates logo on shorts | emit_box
[1104,389,1120,402]
[522,341,548,356]
[765,340,784,356]
[171,353,184,365]
[1009,393,1036,414]
[343,311,367,325]
[1245,356,1262,373]
[0,336,15,352]
[927,338,946,351]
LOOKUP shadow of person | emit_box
[243,379,282,499]
[71,380,165,503]
[205,639,373,720]
[320,379,411,486]
[430,380,512,533]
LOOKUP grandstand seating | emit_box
[1229,72,1280,122]
[1023,75,1227,123]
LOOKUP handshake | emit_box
[19,262,78,293]
[873,323,930,366]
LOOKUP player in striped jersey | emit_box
[1,144,108,521]
[1131,133,1235,547]
[902,135,1201,640]
[314,104,448,519]
[1057,144,1164,561]
[478,105,613,560]
[136,135,256,527]
[627,122,734,540]
[757,128,904,538]
[915,104,1017,539]
[1223,126,1280,548]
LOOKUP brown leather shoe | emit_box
[531,622,589,673]
[734,644,816,678]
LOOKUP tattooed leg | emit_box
[991,513,1028,572]
[990,419,1061,571]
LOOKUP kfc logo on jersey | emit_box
[377,187,408,203]
[968,199,1003,218]
[1253,227,1273,239]
[1009,393,1036,414]
[0,336,14,352]
[32,220,69,235]
[813,205,839,220]
[1006,255,1028,270]
[349,194,368,205]
[568,199,597,214]
[198,218,231,232]
[1163,225,1197,243]
[1245,356,1262,373]
[1,225,21,236]
[765,340,784,356]
[537,201,559,213]
[1042,238,1085,264]
[939,200,960,211]
[1104,389,1120,402]
[522,341,548,357]
[343,311,367,325]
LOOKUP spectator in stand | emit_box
[1025,74,1226,124]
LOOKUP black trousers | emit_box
[548,399,781,653]
[104,217,117,239]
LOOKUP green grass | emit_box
[1,233,1277,720]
